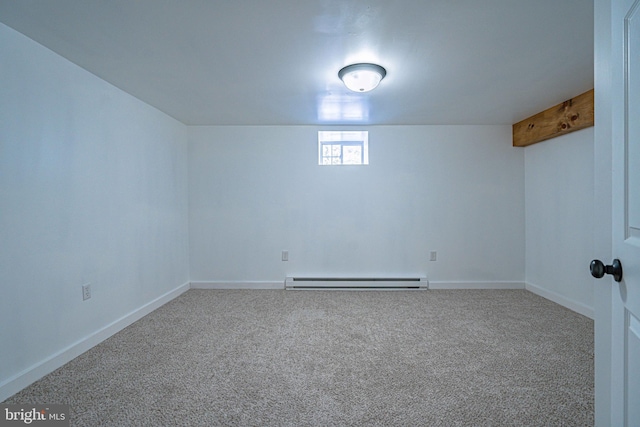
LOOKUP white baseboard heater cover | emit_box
[285,277,428,290]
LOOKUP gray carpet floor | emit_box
[3,289,594,426]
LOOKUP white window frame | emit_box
[318,131,369,166]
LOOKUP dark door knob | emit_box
[590,259,623,282]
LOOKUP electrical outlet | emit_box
[82,284,91,300]
[282,250,289,261]
[430,251,437,261]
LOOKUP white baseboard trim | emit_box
[0,281,190,402]
[525,282,594,319]
[190,281,285,290]
[428,281,525,290]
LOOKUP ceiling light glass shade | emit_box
[338,63,386,92]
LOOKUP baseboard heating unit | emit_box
[285,277,428,290]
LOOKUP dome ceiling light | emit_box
[338,63,386,93]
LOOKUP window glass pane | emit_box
[342,145,362,165]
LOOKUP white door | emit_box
[613,0,640,422]
[595,0,640,424]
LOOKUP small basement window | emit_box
[318,131,369,165]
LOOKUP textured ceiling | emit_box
[0,0,594,125]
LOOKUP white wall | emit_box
[189,125,525,286]
[524,128,594,317]
[0,23,189,399]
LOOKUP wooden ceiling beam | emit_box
[512,88,594,147]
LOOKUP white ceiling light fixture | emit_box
[338,63,386,93]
